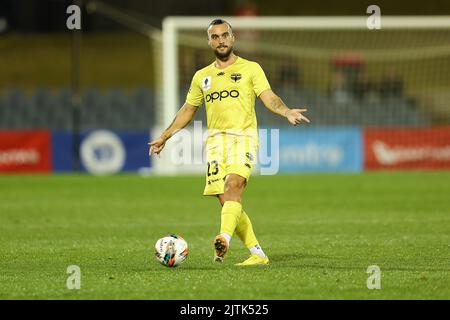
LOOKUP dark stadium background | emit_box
[1,0,449,301]
[1,0,450,172]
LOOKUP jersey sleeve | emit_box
[252,62,271,97]
[185,72,203,107]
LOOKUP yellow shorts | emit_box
[203,134,258,196]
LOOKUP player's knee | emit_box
[224,176,245,193]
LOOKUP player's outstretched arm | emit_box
[259,89,310,126]
[148,103,198,156]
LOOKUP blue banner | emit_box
[51,130,73,172]
[51,130,151,174]
[274,127,363,172]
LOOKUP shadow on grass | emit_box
[134,253,450,273]
[140,264,223,272]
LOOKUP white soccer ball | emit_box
[154,234,189,267]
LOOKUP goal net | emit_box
[151,16,450,174]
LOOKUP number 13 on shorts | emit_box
[207,160,219,177]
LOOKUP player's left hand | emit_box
[286,108,310,126]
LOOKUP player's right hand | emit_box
[148,137,166,156]
[286,108,310,126]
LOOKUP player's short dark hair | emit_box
[208,19,233,32]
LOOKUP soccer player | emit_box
[149,19,310,266]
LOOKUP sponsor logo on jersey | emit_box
[217,72,225,76]
[205,90,240,103]
[230,73,242,83]
[207,178,221,185]
[201,76,212,91]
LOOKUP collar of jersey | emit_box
[212,56,240,71]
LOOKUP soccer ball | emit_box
[154,234,189,267]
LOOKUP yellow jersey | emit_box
[185,56,271,141]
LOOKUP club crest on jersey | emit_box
[231,73,242,83]
[201,76,212,91]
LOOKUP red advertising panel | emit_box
[365,127,450,170]
[0,130,51,173]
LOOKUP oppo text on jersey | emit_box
[206,90,240,103]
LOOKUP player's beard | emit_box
[214,45,233,61]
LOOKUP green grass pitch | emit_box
[1,172,449,299]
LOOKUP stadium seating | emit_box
[0,87,429,129]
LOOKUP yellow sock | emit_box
[235,210,259,248]
[220,201,242,237]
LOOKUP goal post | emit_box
[151,16,450,175]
